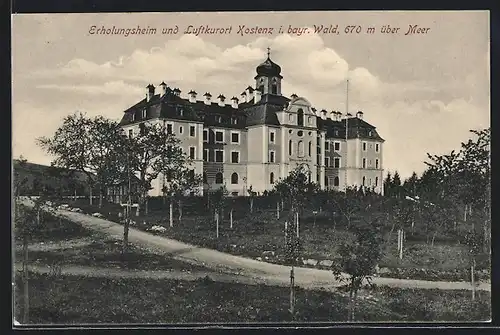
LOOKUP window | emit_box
[325,157,330,167]
[269,150,276,163]
[271,80,277,95]
[203,149,208,162]
[375,177,379,186]
[231,117,238,125]
[189,147,196,160]
[179,108,184,116]
[334,142,340,151]
[375,159,379,169]
[166,170,172,182]
[203,129,208,142]
[128,129,133,138]
[270,172,275,184]
[217,116,222,123]
[188,169,195,181]
[215,131,224,143]
[190,125,196,137]
[269,131,275,143]
[334,130,339,136]
[179,126,183,134]
[334,157,340,168]
[215,150,224,163]
[376,143,380,152]
[208,149,215,162]
[231,191,239,196]
[289,114,293,121]
[308,141,312,156]
[298,141,304,157]
[166,123,173,134]
[231,151,239,163]
[289,140,293,155]
[369,178,372,186]
[297,109,304,126]
[362,176,366,186]
[324,176,329,187]
[215,172,223,184]
[325,141,330,151]
[142,109,147,118]
[231,132,240,144]
[203,173,207,184]
[362,142,367,151]
[362,158,367,169]
[308,116,312,124]
[298,130,303,137]
[334,176,340,186]
[132,113,136,121]
[368,130,373,137]
[231,172,238,184]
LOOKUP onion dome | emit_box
[256,56,282,78]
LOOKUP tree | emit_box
[424,128,490,250]
[127,122,185,215]
[37,112,97,205]
[329,186,367,230]
[161,166,203,227]
[464,228,482,301]
[211,185,229,238]
[14,158,61,324]
[332,218,384,321]
[38,112,125,208]
[88,116,128,208]
[383,171,392,196]
[392,171,402,198]
[247,185,257,213]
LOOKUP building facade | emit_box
[119,55,385,197]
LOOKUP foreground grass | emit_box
[14,273,490,324]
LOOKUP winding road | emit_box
[17,198,490,292]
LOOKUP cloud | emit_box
[19,30,490,179]
[37,80,143,96]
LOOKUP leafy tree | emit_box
[383,171,392,196]
[161,166,203,227]
[332,218,384,321]
[127,122,186,215]
[329,186,368,229]
[37,112,97,205]
[424,128,490,250]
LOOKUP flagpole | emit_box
[345,79,349,192]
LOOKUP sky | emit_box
[12,11,490,179]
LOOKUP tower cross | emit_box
[267,47,271,58]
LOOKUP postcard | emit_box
[12,10,491,325]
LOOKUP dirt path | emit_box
[14,238,95,252]
[17,199,491,292]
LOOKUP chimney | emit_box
[217,94,226,107]
[335,111,341,121]
[321,109,327,120]
[203,92,212,105]
[254,88,262,104]
[356,111,364,119]
[246,86,254,102]
[291,93,298,99]
[146,84,155,102]
[240,91,247,103]
[159,81,167,97]
[329,111,336,121]
[188,90,197,103]
[231,96,239,109]
[312,107,318,117]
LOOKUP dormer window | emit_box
[231,117,238,125]
[179,108,184,116]
[132,113,136,122]
[217,116,222,123]
[368,130,373,137]
[142,109,147,119]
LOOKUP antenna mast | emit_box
[345,79,349,192]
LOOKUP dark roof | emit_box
[317,117,385,141]
[255,56,283,79]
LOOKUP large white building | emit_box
[118,53,385,197]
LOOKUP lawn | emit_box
[58,199,491,282]
[14,272,491,324]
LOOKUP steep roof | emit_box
[317,117,385,141]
